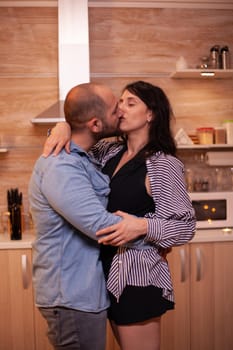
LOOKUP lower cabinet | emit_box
[0,247,119,350]
[2,242,232,350]
[34,307,53,350]
[0,248,36,350]
[161,241,233,350]
[0,248,52,350]
[106,321,120,350]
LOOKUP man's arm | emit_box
[96,210,147,245]
[41,156,122,240]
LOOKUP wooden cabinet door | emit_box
[190,242,233,350]
[0,249,35,350]
[214,241,233,350]
[190,243,215,350]
[34,306,53,350]
[161,245,190,350]
[105,320,120,350]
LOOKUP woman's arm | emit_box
[42,122,71,157]
[96,153,196,247]
[42,121,122,164]
[144,154,196,247]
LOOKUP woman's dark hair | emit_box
[122,80,177,157]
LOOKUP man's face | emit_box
[99,89,121,138]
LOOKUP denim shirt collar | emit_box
[70,141,102,169]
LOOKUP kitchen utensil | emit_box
[7,188,23,240]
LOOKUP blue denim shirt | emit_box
[28,141,121,312]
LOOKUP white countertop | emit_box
[191,227,233,243]
[0,232,35,249]
[0,228,233,249]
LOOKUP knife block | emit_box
[1,207,24,240]
[10,204,22,240]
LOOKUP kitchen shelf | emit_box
[177,144,233,150]
[0,148,8,153]
[170,69,233,79]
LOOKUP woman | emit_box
[43,81,196,350]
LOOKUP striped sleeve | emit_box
[145,153,196,247]
[90,140,124,166]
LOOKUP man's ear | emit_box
[87,117,103,133]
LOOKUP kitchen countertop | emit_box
[0,232,35,249]
[191,227,233,243]
[0,228,233,249]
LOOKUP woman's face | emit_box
[118,89,152,134]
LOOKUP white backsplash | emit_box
[178,149,233,192]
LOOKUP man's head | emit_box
[64,83,119,141]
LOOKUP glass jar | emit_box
[223,120,233,144]
[214,127,226,144]
[197,127,214,145]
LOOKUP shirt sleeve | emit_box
[41,155,121,241]
[90,139,123,165]
[144,153,196,247]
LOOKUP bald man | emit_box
[29,83,123,350]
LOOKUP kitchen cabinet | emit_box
[106,321,120,350]
[34,307,53,350]
[0,249,35,350]
[161,241,233,350]
[0,247,53,350]
[0,242,118,350]
[1,238,232,350]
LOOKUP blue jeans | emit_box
[39,307,107,350]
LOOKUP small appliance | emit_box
[189,191,233,229]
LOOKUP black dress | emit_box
[101,147,174,325]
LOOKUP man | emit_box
[28,83,124,350]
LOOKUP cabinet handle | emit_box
[21,254,30,289]
[180,248,186,282]
[196,247,202,282]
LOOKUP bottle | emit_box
[223,120,233,144]
[214,127,226,144]
[176,56,188,70]
[220,46,230,69]
[209,45,220,69]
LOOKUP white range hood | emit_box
[31,0,90,124]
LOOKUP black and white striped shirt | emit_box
[91,140,196,302]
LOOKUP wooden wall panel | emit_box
[0,7,58,224]
[90,76,233,133]
[0,7,58,74]
[89,8,233,73]
[0,77,58,134]
[89,7,233,133]
[0,4,233,232]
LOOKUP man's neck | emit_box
[71,133,96,152]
